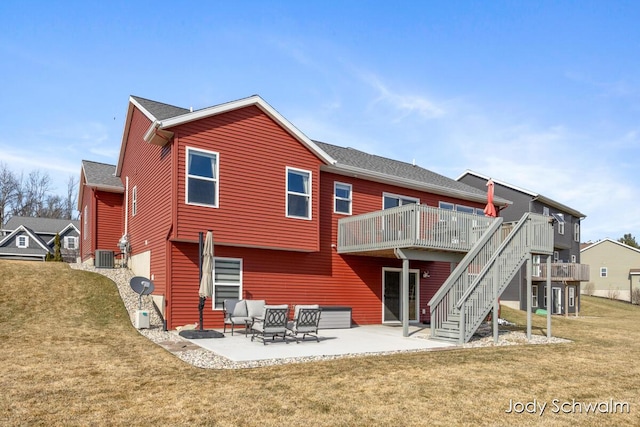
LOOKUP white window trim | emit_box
[600,267,608,277]
[574,223,580,242]
[213,257,243,310]
[334,181,352,215]
[438,201,454,210]
[569,287,575,307]
[286,167,312,220]
[543,206,550,216]
[383,192,419,209]
[83,205,88,240]
[64,236,77,250]
[185,146,220,208]
[16,235,29,248]
[532,285,539,308]
[557,213,565,235]
[554,251,559,262]
[571,254,577,263]
[132,185,138,217]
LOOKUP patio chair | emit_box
[250,304,289,345]
[287,304,321,343]
[223,299,251,336]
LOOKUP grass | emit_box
[1,260,639,426]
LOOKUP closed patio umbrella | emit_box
[180,229,223,339]
[198,230,214,329]
[483,179,497,217]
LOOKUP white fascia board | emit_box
[85,183,125,194]
[457,169,537,198]
[532,195,586,219]
[46,223,79,245]
[0,226,50,252]
[324,164,511,206]
[157,95,336,165]
[116,98,158,176]
[581,238,640,255]
[77,165,87,211]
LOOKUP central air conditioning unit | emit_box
[95,250,115,268]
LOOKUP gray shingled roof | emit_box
[3,217,79,234]
[131,95,190,121]
[314,141,507,203]
[82,160,123,189]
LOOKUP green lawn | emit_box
[1,260,638,426]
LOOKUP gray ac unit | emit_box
[95,250,115,268]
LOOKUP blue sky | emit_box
[1,1,639,242]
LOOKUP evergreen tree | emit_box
[618,233,640,249]
[53,233,63,262]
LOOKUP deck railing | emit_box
[337,204,498,254]
[532,263,590,281]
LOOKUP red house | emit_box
[80,95,547,343]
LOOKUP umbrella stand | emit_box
[179,230,224,339]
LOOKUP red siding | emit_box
[119,107,173,299]
[173,106,321,252]
[79,183,93,262]
[94,191,123,252]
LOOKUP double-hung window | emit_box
[16,235,29,248]
[186,147,219,207]
[286,167,311,219]
[334,182,352,215]
[532,285,539,307]
[64,236,77,250]
[83,206,88,240]
[600,267,608,277]
[569,287,575,307]
[213,258,242,309]
[132,185,138,216]
[384,193,418,209]
[574,223,580,242]
[557,213,565,235]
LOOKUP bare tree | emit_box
[12,170,52,217]
[64,175,79,220]
[0,162,19,226]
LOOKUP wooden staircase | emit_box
[429,212,554,344]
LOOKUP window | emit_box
[334,182,352,215]
[213,258,242,309]
[455,205,475,214]
[569,287,575,307]
[574,223,580,242]
[16,235,29,248]
[132,185,137,217]
[438,201,454,210]
[83,205,88,240]
[600,267,608,277]
[64,236,77,250]
[475,208,485,216]
[186,147,219,207]
[557,213,565,235]
[571,254,577,263]
[286,167,311,219]
[554,251,559,262]
[543,207,550,216]
[532,285,539,307]
[384,193,419,209]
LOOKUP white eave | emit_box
[324,163,511,206]
[142,95,337,165]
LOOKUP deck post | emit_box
[493,267,499,344]
[402,257,410,337]
[547,255,552,338]
[526,255,532,340]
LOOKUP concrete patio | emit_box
[182,324,456,362]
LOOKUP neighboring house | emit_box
[78,160,125,266]
[0,216,80,262]
[580,238,640,302]
[457,170,589,315]
[80,94,559,343]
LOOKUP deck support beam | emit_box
[547,255,552,338]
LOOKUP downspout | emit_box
[124,176,129,236]
[394,248,410,337]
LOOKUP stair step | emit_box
[442,320,459,330]
[430,335,459,343]
[433,328,460,339]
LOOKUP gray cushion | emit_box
[293,304,319,319]
[246,299,266,318]
[230,300,248,317]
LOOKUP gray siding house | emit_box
[0,216,80,262]
[457,170,589,315]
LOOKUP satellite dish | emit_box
[130,276,154,310]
